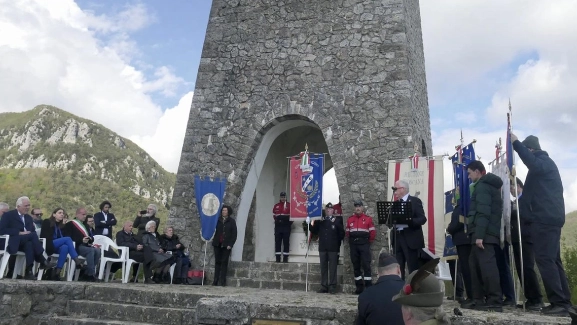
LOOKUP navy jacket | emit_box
[310,216,345,252]
[513,141,565,227]
[93,211,117,238]
[392,195,427,250]
[0,209,39,254]
[446,205,469,246]
[357,275,405,325]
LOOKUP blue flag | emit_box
[306,154,324,219]
[443,190,457,258]
[194,176,227,241]
[451,144,476,217]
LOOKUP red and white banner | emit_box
[387,156,445,256]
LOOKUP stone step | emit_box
[229,260,343,274]
[229,270,343,283]
[39,316,158,325]
[83,284,202,309]
[67,300,195,325]
[225,278,346,292]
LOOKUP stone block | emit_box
[238,279,261,289]
[68,300,190,324]
[196,298,250,325]
[260,281,282,290]
[234,268,249,278]
[275,271,301,282]
[281,282,306,291]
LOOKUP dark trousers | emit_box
[213,246,231,285]
[129,251,151,279]
[350,243,371,283]
[448,259,464,298]
[393,231,420,280]
[274,226,291,256]
[512,239,543,303]
[17,233,45,267]
[495,242,515,301]
[319,251,338,289]
[174,256,190,279]
[469,244,502,305]
[456,244,473,300]
[531,223,571,308]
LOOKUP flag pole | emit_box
[509,101,525,311]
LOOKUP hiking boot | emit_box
[542,305,570,317]
[475,303,503,312]
[317,287,328,293]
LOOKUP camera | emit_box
[140,210,147,215]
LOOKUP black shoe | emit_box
[220,282,227,287]
[460,299,476,310]
[144,277,154,284]
[516,301,545,311]
[24,271,36,281]
[329,287,337,294]
[173,278,182,285]
[541,305,570,317]
[354,286,364,295]
[212,281,218,286]
[51,268,62,281]
[317,287,328,293]
[502,299,516,306]
[568,306,577,324]
[475,303,503,312]
[275,256,281,263]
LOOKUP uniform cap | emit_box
[325,202,333,208]
[280,192,287,197]
[353,200,363,207]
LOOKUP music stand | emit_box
[376,201,413,257]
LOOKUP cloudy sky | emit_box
[1,0,577,212]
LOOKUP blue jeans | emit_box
[77,245,101,276]
[52,237,78,269]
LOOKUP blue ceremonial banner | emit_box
[306,154,324,219]
[194,175,227,241]
[443,190,457,258]
[451,144,476,218]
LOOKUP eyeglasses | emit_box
[391,187,405,191]
[34,213,43,217]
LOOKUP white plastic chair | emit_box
[37,237,75,281]
[124,259,143,283]
[0,234,31,279]
[93,235,128,282]
[67,242,87,281]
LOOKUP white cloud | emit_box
[130,92,192,173]
[0,0,189,173]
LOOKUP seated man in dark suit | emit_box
[64,207,101,281]
[357,251,405,325]
[391,180,427,279]
[0,196,48,280]
[116,221,151,282]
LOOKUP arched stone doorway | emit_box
[231,116,334,262]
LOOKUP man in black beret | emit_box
[357,251,404,325]
[511,133,571,316]
[310,202,345,294]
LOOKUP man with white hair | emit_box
[133,203,161,241]
[392,180,427,280]
[0,202,9,217]
[0,197,48,280]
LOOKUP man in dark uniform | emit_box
[512,134,571,316]
[510,177,544,310]
[310,202,345,294]
[446,204,473,304]
[272,192,292,263]
[465,160,503,312]
[391,180,427,280]
[357,251,404,325]
[346,200,376,294]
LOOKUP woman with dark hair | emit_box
[93,200,117,239]
[212,205,237,286]
[40,208,84,280]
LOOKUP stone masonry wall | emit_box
[170,0,432,282]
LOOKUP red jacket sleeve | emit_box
[368,217,376,243]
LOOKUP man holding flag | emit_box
[511,133,572,316]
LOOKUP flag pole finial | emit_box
[305,143,308,151]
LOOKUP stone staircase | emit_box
[37,284,198,325]
[226,261,344,292]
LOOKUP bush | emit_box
[562,243,577,305]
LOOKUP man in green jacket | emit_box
[464,160,503,312]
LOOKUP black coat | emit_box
[93,211,117,238]
[511,197,532,244]
[392,195,427,250]
[63,219,94,252]
[310,216,345,252]
[133,215,160,240]
[39,219,66,255]
[446,205,469,246]
[0,209,41,254]
[212,217,237,248]
[159,234,185,253]
[116,230,141,251]
[357,275,405,325]
[513,141,565,227]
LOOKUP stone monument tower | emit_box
[170,0,432,289]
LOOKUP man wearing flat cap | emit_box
[345,200,376,294]
[392,259,450,325]
[357,251,404,325]
[511,133,572,316]
[273,192,292,263]
[310,202,345,294]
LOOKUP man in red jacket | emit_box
[273,192,292,263]
[346,200,376,294]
